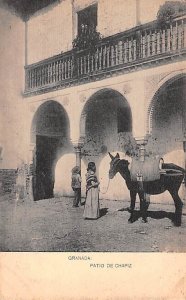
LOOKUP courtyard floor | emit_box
[0,194,186,252]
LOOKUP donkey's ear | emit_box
[108,152,114,159]
[116,153,120,158]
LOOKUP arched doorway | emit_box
[147,76,186,157]
[80,88,133,160]
[31,100,70,200]
[147,75,186,202]
[80,88,134,200]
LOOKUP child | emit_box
[71,166,82,207]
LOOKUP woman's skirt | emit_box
[83,187,100,219]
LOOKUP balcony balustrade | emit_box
[25,15,186,95]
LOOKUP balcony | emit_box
[24,15,186,96]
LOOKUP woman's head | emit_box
[87,161,96,173]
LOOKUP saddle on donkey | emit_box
[130,156,184,182]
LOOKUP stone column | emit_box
[74,145,81,169]
[27,143,36,201]
[72,141,84,202]
[136,137,148,162]
[72,140,84,170]
[135,137,150,206]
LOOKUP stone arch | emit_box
[80,88,132,138]
[146,74,186,158]
[147,72,186,134]
[30,100,72,200]
[79,88,135,183]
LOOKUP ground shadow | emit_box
[119,208,175,223]
[100,208,109,217]
[147,210,174,221]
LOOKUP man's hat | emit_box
[72,166,80,174]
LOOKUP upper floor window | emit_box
[77,4,97,36]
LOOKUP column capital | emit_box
[135,137,148,162]
[71,137,85,149]
[135,137,148,146]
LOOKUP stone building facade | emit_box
[0,0,185,201]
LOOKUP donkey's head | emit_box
[108,152,129,179]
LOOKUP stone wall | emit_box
[0,169,17,195]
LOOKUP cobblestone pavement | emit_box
[0,194,186,252]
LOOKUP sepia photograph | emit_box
[0,0,186,298]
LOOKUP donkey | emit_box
[108,152,185,226]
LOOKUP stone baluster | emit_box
[48,64,51,84]
[87,53,90,73]
[25,69,29,90]
[115,43,118,65]
[80,56,83,75]
[131,37,135,60]
[162,29,165,53]
[70,56,73,78]
[28,70,31,90]
[99,46,102,69]
[110,45,114,66]
[106,45,110,67]
[61,60,64,79]
[103,45,106,68]
[126,38,129,62]
[175,21,179,50]
[153,29,157,55]
[84,55,87,74]
[95,48,99,71]
[63,60,66,79]
[181,18,184,48]
[41,67,44,86]
[39,67,41,86]
[68,58,71,78]
[118,41,123,64]
[55,61,58,82]
[33,69,36,88]
[144,30,148,58]
[166,27,171,52]
[149,29,153,56]
[182,19,186,48]
[91,53,94,72]
[123,40,127,63]
[46,64,49,84]
[157,30,161,54]
[53,62,56,82]
[178,21,182,49]
[170,23,173,51]
[172,23,176,51]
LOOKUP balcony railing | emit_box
[25,15,186,95]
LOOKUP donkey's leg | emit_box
[139,191,148,223]
[127,190,136,212]
[169,189,183,226]
[128,190,137,223]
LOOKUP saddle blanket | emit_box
[130,157,160,182]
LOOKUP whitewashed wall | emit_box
[0,8,26,169]
[27,0,73,64]
[27,0,170,64]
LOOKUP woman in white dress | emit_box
[83,162,100,220]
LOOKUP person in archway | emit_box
[71,166,82,207]
[83,162,100,220]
